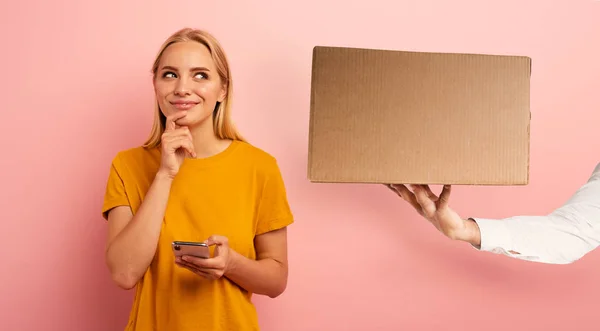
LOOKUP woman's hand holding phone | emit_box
[175,235,233,280]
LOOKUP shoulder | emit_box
[235,141,278,165]
[233,141,282,175]
[110,145,161,173]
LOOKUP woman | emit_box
[387,161,600,264]
[102,28,294,330]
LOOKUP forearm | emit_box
[454,164,600,264]
[224,249,287,298]
[472,212,600,264]
[106,172,173,288]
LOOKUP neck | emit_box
[187,118,232,158]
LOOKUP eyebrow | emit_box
[160,65,211,72]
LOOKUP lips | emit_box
[170,100,199,110]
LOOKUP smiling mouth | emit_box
[170,101,199,110]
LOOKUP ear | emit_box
[217,84,227,102]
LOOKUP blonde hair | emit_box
[143,28,245,148]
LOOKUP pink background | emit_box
[2,0,599,330]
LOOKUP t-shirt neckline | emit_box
[182,139,241,168]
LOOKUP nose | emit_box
[174,77,192,96]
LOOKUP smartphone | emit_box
[172,241,210,259]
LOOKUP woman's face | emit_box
[154,41,226,128]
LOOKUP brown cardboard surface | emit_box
[307,46,531,185]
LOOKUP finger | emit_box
[163,127,192,140]
[177,258,212,271]
[165,111,188,131]
[205,235,228,246]
[413,185,437,218]
[178,259,222,278]
[390,184,422,212]
[177,127,193,141]
[194,270,214,279]
[180,139,196,158]
[388,183,405,194]
[176,262,214,278]
[166,111,188,130]
[196,268,222,280]
[386,184,407,199]
[165,119,176,131]
[182,255,217,268]
[384,183,396,193]
[163,129,195,156]
[438,185,452,209]
[194,268,220,280]
[163,137,185,151]
[186,128,193,142]
[166,137,196,158]
[422,185,438,200]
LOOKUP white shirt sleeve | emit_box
[471,162,600,264]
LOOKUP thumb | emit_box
[437,185,452,209]
[205,235,228,246]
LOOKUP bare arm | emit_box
[105,172,173,289]
[105,111,194,289]
[225,227,289,298]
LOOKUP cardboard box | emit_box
[307,46,532,185]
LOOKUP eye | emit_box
[194,72,208,79]
[162,71,177,78]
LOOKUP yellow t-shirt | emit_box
[102,140,294,331]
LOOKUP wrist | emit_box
[155,170,175,183]
[224,247,241,277]
[459,218,482,247]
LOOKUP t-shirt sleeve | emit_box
[255,158,294,235]
[101,154,131,220]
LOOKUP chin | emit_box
[174,117,195,127]
[176,113,212,128]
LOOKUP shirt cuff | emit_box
[470,217,513,253]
